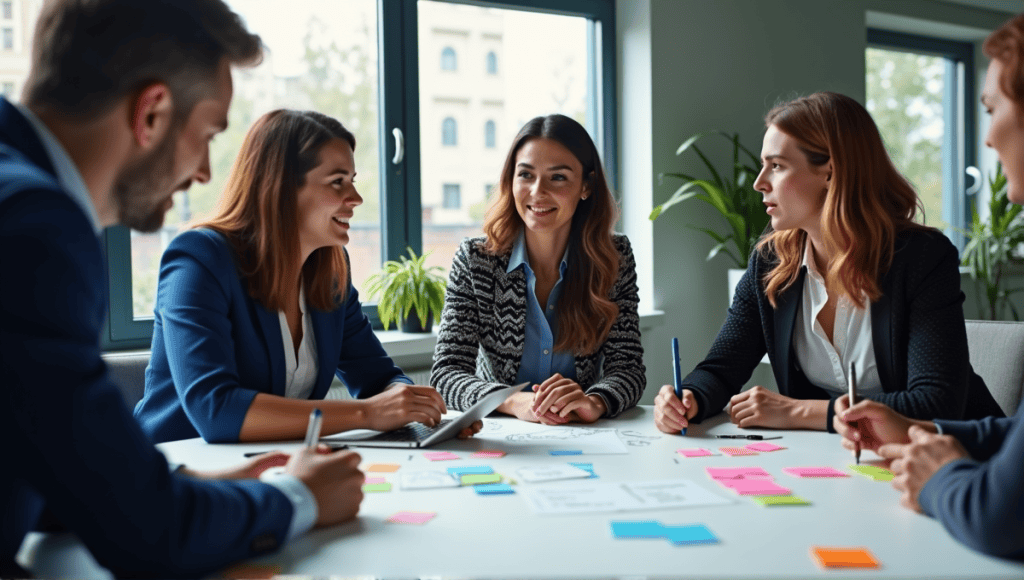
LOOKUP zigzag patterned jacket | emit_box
[430,234,645,417]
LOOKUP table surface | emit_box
[135,406,1024,579]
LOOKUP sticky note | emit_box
[549,449,583,456]
[472,450,506,458]
[475,483,515,495]
[677,448,716,457]
[568,462,597,478]
[705,467,771,480]
[719,446,759,456]
[811,547,881,569]
[663,524,719,546]
[364,476,387,484]
[849,465,895,481]
[611,521,665,539]
[752,495,811,506]
[745,442,786,452]
[460,473,502,486]
[424,451,460,461]
[447,465,494,477]
[365,463,400,472]
[387,511,436,524]
[399,470,460,490]
[782,467,849,478]
[719,479,791,496]
[362,482,391,493]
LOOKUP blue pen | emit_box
[672,337,686,435]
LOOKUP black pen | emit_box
[849,362,860,465]
[715,434,782,440]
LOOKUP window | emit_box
[484,119,496,148]
[442,184,461,209]
[2,2,12,20]
[440,46,456,71]
[866,29,975,250]
[486,50,497,74]
[441,116,457,146]
[1,81,13,96]
[2,27,12,50]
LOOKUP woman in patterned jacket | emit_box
[430,114,645,425]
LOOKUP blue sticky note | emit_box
[549,450,583,456]
[663,524,718,546]
[474,483,514,495]
[611,521,665,539]
[568,462,597,478]
[447,465,494,477]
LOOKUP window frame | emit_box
[866,28,976,250]
[103,0,616,349]
[440,45,457,71]
[441,116,457,146]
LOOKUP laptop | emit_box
[325,383,526,448]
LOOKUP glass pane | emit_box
[131,0,381,318]
[417,0,591,276]
[865,47,946,231]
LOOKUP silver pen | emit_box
[303,408,323,450]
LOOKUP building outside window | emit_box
[441,46,457,71]
[486,50,497,74]
[442,183,461,209]
[2,2,13,20]
[442,116,457,146]
[484,120,496,148]
[2,27,13,50]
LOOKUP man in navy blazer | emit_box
[1,1,364,577]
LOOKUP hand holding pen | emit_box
[653,338,699,435]
[848,363,860,465]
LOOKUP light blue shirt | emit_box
[507,230,577,388]
[14,102,317,540]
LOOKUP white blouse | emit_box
[277,286,318,400]
[792,240,882,397]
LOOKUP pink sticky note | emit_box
[782,467,850,478]
[472,450,507,458]
[720,479,792,496]
[364,476,387,484]
[745,442,786,452]
[424,451,460,461]
[706,467,771,480]
[678,448,714,458]
[387,511,437,525]
[720,447,759,456]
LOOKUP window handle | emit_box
[392,127,404,165]
[966,166,982,196]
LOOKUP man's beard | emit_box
[112,130,184,233]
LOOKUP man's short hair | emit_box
[23,0,263,121]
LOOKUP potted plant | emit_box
[364,247,447,332]
[961,164,1024,321]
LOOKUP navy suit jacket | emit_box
[0,98,294,577]
[135,228,410,443]
[683,228,1004,431]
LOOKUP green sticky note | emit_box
[461,473,502,486]
[752,495,811,506]
[848,465,894,482]
[362,482,392,492]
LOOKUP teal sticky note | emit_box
[549,450,583,456]
[447,465,494,477]
[611,521,665,539]
[475,483,514,495]
[663,524,718,546]
[568,461,597,478]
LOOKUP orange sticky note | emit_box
[365,463,400,473]
[811,547,881,569]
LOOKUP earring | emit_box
[581,195,588,200]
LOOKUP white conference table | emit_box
[140,406,1024,579]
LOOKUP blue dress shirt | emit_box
[507,231,577,388]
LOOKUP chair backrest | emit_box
[964,320,1024,416]
[101,351,150,409]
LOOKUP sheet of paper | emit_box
[516,464,594,483]
[522,479,731,515]
[475,422,629,455]
[398,470,460,490]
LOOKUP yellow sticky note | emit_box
[362,482,392,493]
[460,473,502,486]
[848,465,894,481]
[811,546,881,569]
[752,495,811,506]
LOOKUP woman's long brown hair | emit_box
[192,109,355,312]
[756,92,926,308]
[482,114,620,356]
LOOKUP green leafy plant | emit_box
[961,164,1024,320]
[650,131,770,269]
[364,247,447,331]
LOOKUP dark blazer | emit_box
[684,228,1003,431]
[923,400,1024,559]
[431,234,645,417]
[0,97,293,577]
[135,228,410,443]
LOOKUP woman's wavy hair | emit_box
[985,13,1024,110]
[482,114,620,356]
[756,92,926,308]
[193,109,355,312]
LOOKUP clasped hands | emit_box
[654,384,811,434]
[506,373,606,425]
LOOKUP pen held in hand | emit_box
[304,408,323,450]
[848,363,860,465]
[671,337,686,436]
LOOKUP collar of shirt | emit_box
[15,103,101,235]
[506,228,570,277]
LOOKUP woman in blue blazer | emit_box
[136,110,462,443]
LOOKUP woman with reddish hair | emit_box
[655,92,1003,435]
[135,109,474,443]
[431,114,645,424]
[833,14,1024,559]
